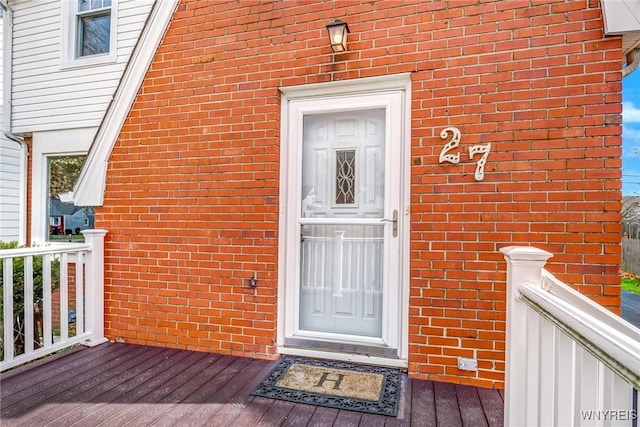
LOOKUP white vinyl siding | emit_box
[0,15,22,242]
[10,0,154,134]
[0,140,21,242]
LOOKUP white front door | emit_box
[299,109,389,339]
[278,80,409,365]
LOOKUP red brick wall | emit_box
[50,263,79,333]
[97,0,622,388]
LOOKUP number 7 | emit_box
[469,143,491,181]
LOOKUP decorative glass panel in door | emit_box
[299,109,386,338]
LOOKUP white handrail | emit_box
[0,243,92,259]
[519,281,640,390]
[541,270,640,342]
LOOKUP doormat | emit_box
[250,357,400,416]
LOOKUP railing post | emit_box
[3,258,14,363]
[81,229,108,346]
[500,246,553,427]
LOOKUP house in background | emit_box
[48,198,94,237]
[0,0,159,245]
[66,0,637,389]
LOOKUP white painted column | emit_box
[81,229,109,346]
[500,246,553,427]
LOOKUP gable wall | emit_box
[10,0,153,134]
[97,0,622,388]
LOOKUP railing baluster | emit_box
[75,251,84,335]
[524,308,540,426]
[60,253,69,342]
[3,258,14,363]
[43,254,52,347]
[332,231,344,297]
[553,325,575,426]
[538,318,555,426]
[576,346,599,421]
[24,256,34,354]
[633,388,638,427]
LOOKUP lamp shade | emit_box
[326,20,350,52]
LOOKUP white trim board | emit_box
[31,128,96,245]
[276,73,412,366]
[73,0,179,206]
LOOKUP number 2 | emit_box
[439,127,461,164]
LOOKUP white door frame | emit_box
[276,74,411,368]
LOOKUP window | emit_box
[335,149,357,205]
[77,0,112,57]
[46,155,94,242]
[61,0,117,67]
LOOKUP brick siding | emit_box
[96,0,622,388]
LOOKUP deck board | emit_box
[2,344,150,420]
[477,386,505,427]
[254,399,296,426]
[63,349,208,426]
[384,374,411,427]
[1,343,119,394]
[0,342,504,427]
[358,413,386,426]
[114,354,237,425]
[191,360,276,426]
[433,381,463,427]
[1,342,131,399]
[456,384,489,427]
[46,348,183,426]
[307,406,339,426]
[281,404,318,426]
[332,410,362,427]
[410,379,437,427]
[148,357,256,426]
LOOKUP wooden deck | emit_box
[0,342,504,426]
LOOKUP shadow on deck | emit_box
[0,342,504,426]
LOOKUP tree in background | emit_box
[48,156,85,199]
[623,196,640,224]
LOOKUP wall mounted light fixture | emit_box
[326,19,350,52]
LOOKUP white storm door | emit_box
[284,92,404,355]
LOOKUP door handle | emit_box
[380,209,398,237]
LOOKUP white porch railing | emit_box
[1,229,107,372]
[502,246,640,427]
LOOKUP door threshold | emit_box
[276,346,408,369]
[284,337,397,358]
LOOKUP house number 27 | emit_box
[438,127,491,181]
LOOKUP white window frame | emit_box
[31,128,96,245]
[61,0,118,69]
